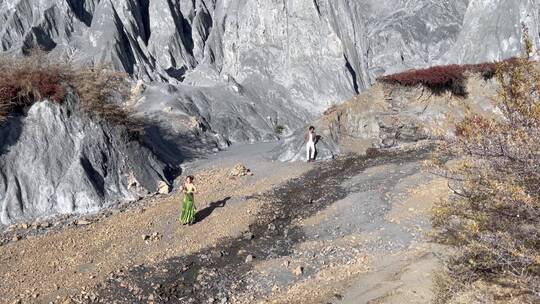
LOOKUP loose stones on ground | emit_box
[229,164,253,178]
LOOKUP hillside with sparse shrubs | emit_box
[0,53,143,134]
[430,36,540,304]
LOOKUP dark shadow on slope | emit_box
[165,66,187,81]
[80,156,106,197]
[140,118,217,182]
[195,196,231,224]
[138,0,151,45]
[166,0,194,56]
[0,115,24,157]
[313,0,321,16]
[22,28,57,55]
[345,55,360,94]
[141,124,189,181]
[110,5,137,75]
[66,0,93,27]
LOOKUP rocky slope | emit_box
[0,0,537,223]
[1,0,538,142]
[0,143,446,304]
[276,74,500,161]
[0,96,173,226]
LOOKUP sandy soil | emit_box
[1,143,450,304]
[0,143,309,304]
[253,149,450,304]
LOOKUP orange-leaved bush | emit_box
[430,35,540,303]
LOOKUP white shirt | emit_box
[308,132,315,144]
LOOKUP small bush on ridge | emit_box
[378,60,516,97]
[0,52,143,135]
[0,54,66,121]
[274,125,286,136]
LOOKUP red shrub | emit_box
[0,57,67,119]
[0,85,19,101]
[33,71,66,102]
[377,59,518,97]
[0,53,142,136]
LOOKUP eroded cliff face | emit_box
[0,97,171,225]
[0,0,537,223]
[1,0,538,142]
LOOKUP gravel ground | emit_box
[1,143,449,304]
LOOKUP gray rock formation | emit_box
[444,0,540,63]
[1,0,538,143]
[0,96,171,225]
[275,75,501,162]
[0,0,538,223]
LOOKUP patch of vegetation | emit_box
[378,60,516,97]
[365,147,380,158]
[0,55,66,121]
[0,52,143,134]
[429,34,540,303]
[323,104,339,116]
[274,125,286,136]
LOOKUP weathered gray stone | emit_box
[0,96,170,225]
[1,0,537,144]
[0,0,537,223]
[276,76,502,161]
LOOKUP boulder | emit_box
[157,181,171,194]
[229,164,253,177]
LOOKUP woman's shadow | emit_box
[195,197,231,223]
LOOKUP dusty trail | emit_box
[1,143,448,304]
[0,143,309,304]
[77,147,437,303]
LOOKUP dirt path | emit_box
[0,144,309,304]
[1,143,449,304]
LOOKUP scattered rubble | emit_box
[229,164,253,178]
[76,220,91,226]
[142,232,162,243]
[243,232,255,240]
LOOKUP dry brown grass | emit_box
[429,34,540,304]
[0,52,144,135]
[0,54,66,121]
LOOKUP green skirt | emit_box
[180,193,197,225]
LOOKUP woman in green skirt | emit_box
[180,175,197,225]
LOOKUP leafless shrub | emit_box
[0,52,66,122]
[69,67,145,135]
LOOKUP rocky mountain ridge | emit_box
[2,0,539,141]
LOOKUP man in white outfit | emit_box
[305,126,317,162]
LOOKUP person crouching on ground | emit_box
[305,126,317,162]
[180,175,197,225]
